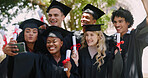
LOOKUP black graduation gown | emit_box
[78,47,112,78]
[12,52,45,78]
[0,56,9,78]
[111,50,123,78]
[61,31,82,55]
[105,34,123,78]
[0,51,47,78]
[46,54,79,78]
[72,31,122,78]
[119,18,148,78]
[0,52,72,78]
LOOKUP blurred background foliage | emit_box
[0,0,117,31]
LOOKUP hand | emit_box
[3,38,18,56]
[71,50,79,66]
[64,61,72,78]
[114,49,119,55]
[39,25,46,29]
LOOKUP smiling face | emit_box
[47,8,65,27]
[81,12,96,26]
[85,31,98,47]
[24,28,38,43]
[113,16,129,36]
[46,37,63,55]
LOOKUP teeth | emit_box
[87,41,92,43]
[49,47,55,50]
[51,21,56,23]
[83,21,87,24]
[50,19,57,23]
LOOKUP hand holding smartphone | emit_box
[10,42,27,53]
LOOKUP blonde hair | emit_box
[81,31,106,70]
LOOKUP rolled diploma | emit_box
[13,25,19,40]
[0,30,7,45]
[72,36,76,53]
[64,50,71,71]
[117,33,120,43]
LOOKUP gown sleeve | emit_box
[12,52,44,78]
[135,18,148,49]
[69,58,80,78]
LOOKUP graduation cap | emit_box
[42,26,71,41]
[82,4,105,20]
[46,1,71,17]
[83,24,104,31]
[19,18,45,30]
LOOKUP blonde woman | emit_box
[72,24,114,78]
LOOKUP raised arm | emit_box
[142,0,148,24]
[3,38,18,56]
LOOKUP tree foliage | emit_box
[0,0,117,31]
[0,0,30,23]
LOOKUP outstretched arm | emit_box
[142,0,148,24]
[3,38,18,56]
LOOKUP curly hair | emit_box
[111,7,134,28]
[81,31,106,70]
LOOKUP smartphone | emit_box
[10,42,27,53]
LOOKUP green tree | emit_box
[0,0,117,31]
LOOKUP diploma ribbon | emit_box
[116,41,124,51]
[70,43,81,51]
[62,57,70,65]
[13,28,19,34]
[2,35,7,49]
[40,16,44,22]
[0,29,8,49]
[12,25,19,41]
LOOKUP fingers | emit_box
[114,49,119,55]
[71,53,77,58]
[64,61,72,77]
[8,38,17,45]
[72,50,77,57]
[3,43,18,56]
[6,51,18,56]
[71,50,79,59]
[64,61,72,70]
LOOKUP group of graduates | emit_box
[0,0,148,78]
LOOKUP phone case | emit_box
[11,42,27,53]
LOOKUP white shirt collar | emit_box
[115,30,131,35]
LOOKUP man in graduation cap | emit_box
[74,4,105,35]
[74,4,116,52]
[46,0,71,27]
[81,4,105,31]
[73,4,106,49]
[46,0,75,53]
[72,4,122,78]
[111,0,148,78]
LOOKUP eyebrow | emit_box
[33,28,38,31]
[25,28,31,30]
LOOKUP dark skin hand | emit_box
[3,38,18,56]
[64,61,72,78]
